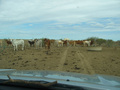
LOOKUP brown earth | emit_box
[0,44,120,77]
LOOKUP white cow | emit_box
[10,39,24,51]
[64,38,69,41]
[83,40,91,47]
[35,39,43,49]
[55,40,63,47]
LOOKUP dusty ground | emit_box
[0,44,120,77]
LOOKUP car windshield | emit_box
[0,0,120,81]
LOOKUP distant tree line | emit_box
[86,37,120,47]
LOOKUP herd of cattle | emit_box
[0,38,94,51]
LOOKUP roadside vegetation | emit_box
[87,37,120,47]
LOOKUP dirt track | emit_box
[0,45,120,77]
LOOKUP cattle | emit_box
[5,39,12,46]
[55,40,63,47]
[35,39,43,49]
[74,40,92,47]
[64,38,69,41]
[44,38,51,54]
[68,41,76,46]
[63,40,69,46]
[28,39,35,47]
[0,40,2,46]
[10,39,24,51]
[50,39,55,46]
[44,38,51,50]
[75,40,84,46]
[90,40,94,46]
[83,40,91,47]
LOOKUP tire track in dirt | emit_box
[76,47,95,74]
[56,47,69,71]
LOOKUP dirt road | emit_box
[76,47,95,74]
[0,46,120,77]
[56,47,69,71]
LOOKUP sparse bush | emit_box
[87,37,106,46]
[105,39,114,47]
[87,37,98,41]
[96,39,106,46]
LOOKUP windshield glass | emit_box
[0,0,120,79]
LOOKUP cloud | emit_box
[89,22,104,27]
[0,0,120,41]
[0,0,120,23]
[29,24,33,26]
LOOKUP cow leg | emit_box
[40,43,42,48]
[22,45,24,50]
[83,42,85,47]
[48,45,50,50]
[88,43,90,47]
[16,45,18,51]
[14,46,16,51]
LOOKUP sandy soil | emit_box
[0,45,120,77]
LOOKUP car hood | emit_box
[0,69,120,90]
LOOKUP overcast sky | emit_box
[0,0,120,41]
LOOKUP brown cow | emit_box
[90,40,94,46]
[68,41,76,46]
[75,40,84,46]
[44,38,51,54]
[50,39,55,46]
[63,40,68,46]
[5,39,12,46]
[44,38,51,50]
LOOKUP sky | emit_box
[0,0,120,41]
